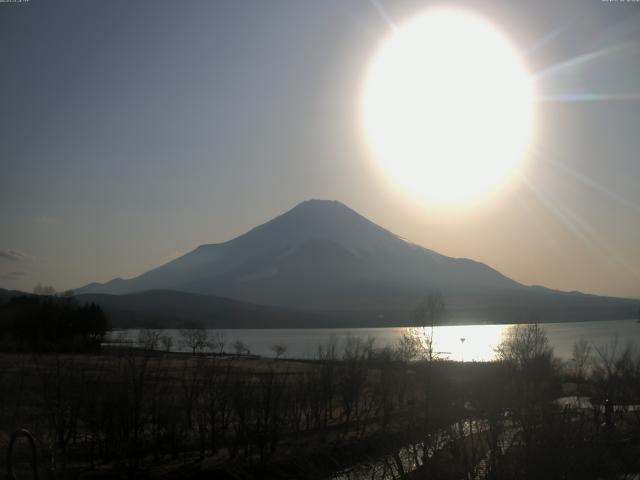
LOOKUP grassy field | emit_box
[2,328,640,479]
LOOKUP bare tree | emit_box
[34,353,86,474]
[411,293,446,445]
[342,334,365,361]
[495,323,554,370]
[570,338,592,382]
[364,335,376,361]
[180,357,207,430]
[180,325,209,355]
[160,334,174,353]
[414,293,446,362]
[232,340,249,356]
[203,362,234,454]
[415,292,446,328]
[591,337,639,407]
[138,329,161,351]
[395,329,423,362]
[271,343,288,360]
[208,331,225,355]
[316,334,339,361]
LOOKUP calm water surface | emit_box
[108,319,640,361]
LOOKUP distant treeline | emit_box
[0,294,110,352]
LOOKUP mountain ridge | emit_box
[77,199,521,300]
[73,199,637,324]
[2,286,636,328]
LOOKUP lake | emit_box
[107,319,640,361]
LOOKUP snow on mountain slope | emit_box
[77,200,520,308]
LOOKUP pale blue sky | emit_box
[1,0,639,297]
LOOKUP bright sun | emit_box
[362,10,535,207]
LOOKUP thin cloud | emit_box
[0,271,27,280]
[0,248,34,262]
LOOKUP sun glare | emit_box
[362,10,535,207]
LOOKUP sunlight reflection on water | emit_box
[107,319,639,361]
[107,323,513,361]
[415,324,510,361]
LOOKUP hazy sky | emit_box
[1,0,639,298]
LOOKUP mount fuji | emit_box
[76,200,637,326]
